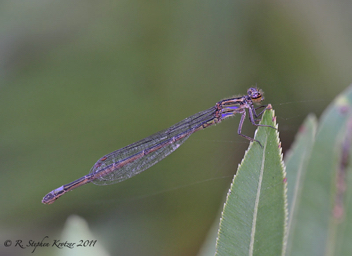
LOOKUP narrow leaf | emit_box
[58,215,110,256]
[284,114,317,236]
[216,106,287,256]
[285,84,352,256]
[332,117,352,255]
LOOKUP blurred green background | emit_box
[1,1,352,255]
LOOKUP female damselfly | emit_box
[42,87,275,204]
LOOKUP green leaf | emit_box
[285,84,352,256]
[215,106,287,256]
[333,118,352,255]
[285,114,317,214]
[57,215,110,256]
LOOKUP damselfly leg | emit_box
[237,105,276,147]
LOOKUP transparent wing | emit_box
[90,106,217,185]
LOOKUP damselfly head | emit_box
[247,87,264,103]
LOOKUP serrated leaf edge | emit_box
[215,108,288,256]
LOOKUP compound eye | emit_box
[247,88,253,95]
[247,87,258,97]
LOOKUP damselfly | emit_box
[42,87,275,204]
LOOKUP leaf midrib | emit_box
[249,135,268,255]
